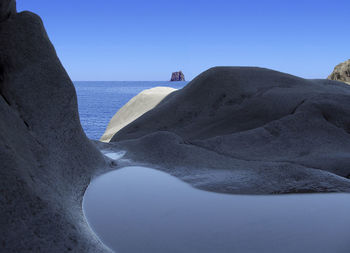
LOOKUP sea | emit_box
[73,81,188,140]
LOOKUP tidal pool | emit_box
[83,166,350,253]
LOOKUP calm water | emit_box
[74,81,187,140]
[84,162,350,253]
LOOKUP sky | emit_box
[17,0,350,81]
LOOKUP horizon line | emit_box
[72,80,190,82]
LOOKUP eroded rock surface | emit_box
[328,59,350,84]
[0,3,111,252]
[109,67,350,194]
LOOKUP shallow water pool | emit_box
[83,166,350,253]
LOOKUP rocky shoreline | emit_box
[1,1,350,252]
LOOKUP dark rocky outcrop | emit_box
[110,67,350,194]
[170,71,185,81]
[0,2,111,252]
[0,0,16,22]
[328,59,350,84]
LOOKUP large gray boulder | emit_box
[328,59,350,84]
[110,67,350,194]
[0,5,111,253]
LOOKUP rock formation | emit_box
[170,71,185,81]
[3,0,350,250]
[0,0,16,22]
[100,87,176,142]
[109,67,350,194]
[328,59,350,84]
[0,2,111,252]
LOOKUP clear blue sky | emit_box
[18,0,349,81]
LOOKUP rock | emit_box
[328,59,350,84]
[100,86,176,142]
[0,8,111,253]
[0,0,16,22]
[170,71,185,81]
[109,67,350,194]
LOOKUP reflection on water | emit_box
[101,151,126,160]
[83,166,350,253]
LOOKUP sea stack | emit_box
[170,71,185,81]
[328,59,350,84]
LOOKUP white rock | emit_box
[100,86,176,142]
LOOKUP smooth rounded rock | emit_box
[110,67,350,194]
[101,86,176,142]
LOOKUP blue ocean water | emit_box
[73,81,188,140]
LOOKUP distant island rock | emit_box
[328,59,350,84]
[170,71,185,81]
